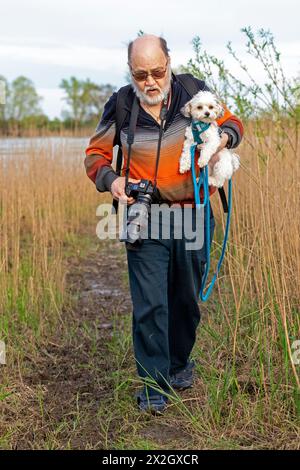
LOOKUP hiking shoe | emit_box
[170,360,195,390]
[136,389,168,414]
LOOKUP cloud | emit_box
[1,0,299,117]
[0,43,125,71]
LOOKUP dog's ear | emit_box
[181,102,192,117]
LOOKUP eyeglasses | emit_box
[130,61,169,82]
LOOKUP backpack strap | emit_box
[175,73,206,97]
[114,84,132,146]
[114,84,132,172]
[112,85,133,213]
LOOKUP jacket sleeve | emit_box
[218,107,244,148]
[193,78,244,148]
[84,92,119,192]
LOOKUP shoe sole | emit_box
[138,402,167,414]
[170,362,195,390]
[136,393,168,414]
[139,406,166,415]
[171,383,193,391]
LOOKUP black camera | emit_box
[121,179,158,245]
[125,179,155,203]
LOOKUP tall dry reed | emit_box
[210,118,300,404]
[0,138,103,354]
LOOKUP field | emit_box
[0,123,299,450]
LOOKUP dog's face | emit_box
[181,91,224,123]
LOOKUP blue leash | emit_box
[190,143,232,301]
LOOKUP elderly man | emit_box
[85,34,243,413]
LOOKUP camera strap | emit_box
[124,96,140,190]
[153,96,168,192]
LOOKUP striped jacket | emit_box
[84,74,244,203]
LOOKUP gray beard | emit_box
[130,66,172,105]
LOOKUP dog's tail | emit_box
[231,153,240,172]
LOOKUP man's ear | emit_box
[181,102,192,117]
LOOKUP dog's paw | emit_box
[208,176,224,188]
[179,166,188,174]
[198,157,209,168]
[179,158,191,174]
[231,153,240,172]
[208,176,217,187]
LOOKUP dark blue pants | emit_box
[125,205,215,395]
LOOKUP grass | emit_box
[0,120,299,449]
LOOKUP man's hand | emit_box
[197,133,229,170]
[110,176,141,205]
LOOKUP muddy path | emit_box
[9,239,134,449]
[2,237,194,450]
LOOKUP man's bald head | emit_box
[128,34,170,65]
[128,34,172,106]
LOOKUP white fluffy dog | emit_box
[179,91,240,188]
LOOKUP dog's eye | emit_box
[197,106,203,110]
[208,105,214,109]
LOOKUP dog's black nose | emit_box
[205,111,210,117]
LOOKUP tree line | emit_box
[0,28,299,137]
[0,75,116,136]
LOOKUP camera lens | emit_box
[136,193,152,208]
[127,202,149,243]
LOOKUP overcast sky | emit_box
[1,0,299,118]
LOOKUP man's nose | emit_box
[145,74,156,86]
